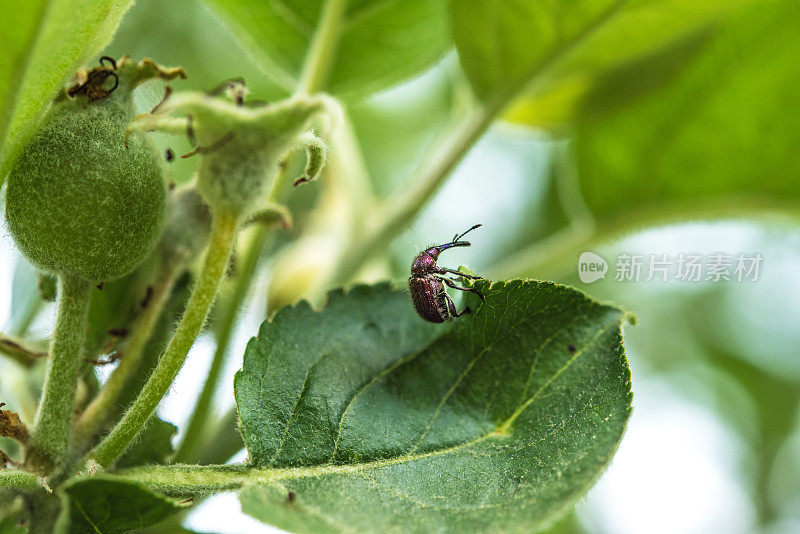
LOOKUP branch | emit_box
[88,213,239,468]
[75,256,186,446]
[0,469,41,490]
[489,198,800,280]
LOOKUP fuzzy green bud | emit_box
[129,91,331,221]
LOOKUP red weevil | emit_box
[408,224,485,323]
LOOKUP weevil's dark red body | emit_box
[408,225,485,323]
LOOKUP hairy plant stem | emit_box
[173,159,296,463]
[27,275,91,471]
[0,469,39,489]
[173,225,267,463]
[171,0,354,465]
[89,213,238,468]
[75,256,186,446]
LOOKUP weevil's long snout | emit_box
[434,240,471,253]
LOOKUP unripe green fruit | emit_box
[4,58,183,282]
[5,99,165,282]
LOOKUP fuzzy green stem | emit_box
[0,469,40,489]
[173,225,266,463]
[75,258,185,446]
[297,0,350,95]
[28,275,91,471]
[174,161,293,464]
[89,213,239,468]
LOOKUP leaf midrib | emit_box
[253,310,615,476]
[123,393,619,496]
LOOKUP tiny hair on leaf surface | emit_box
[234,280,632,532]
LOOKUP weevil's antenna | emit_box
[452,224,482,243]
[434,224,482,253]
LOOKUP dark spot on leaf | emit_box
[287,491,296,503]
[568,344,576,353]
[363,320,380,336]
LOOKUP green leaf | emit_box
[204,0,450,96]
[56,476,188,534]
[0,512,27,534]
[0,0,134,183]
[235,281,631,532]
[573,0,800,221]
[84,274,144,358]
[450,0,743,106]
[116,417,178,469]
[7,257,41,337]
[504,26,711,130]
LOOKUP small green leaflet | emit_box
[56,476,189,534]
[235,280,632,532]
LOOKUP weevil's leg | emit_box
[437,267,482,279]
[441,277,485,301]
[444,292,471,319]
